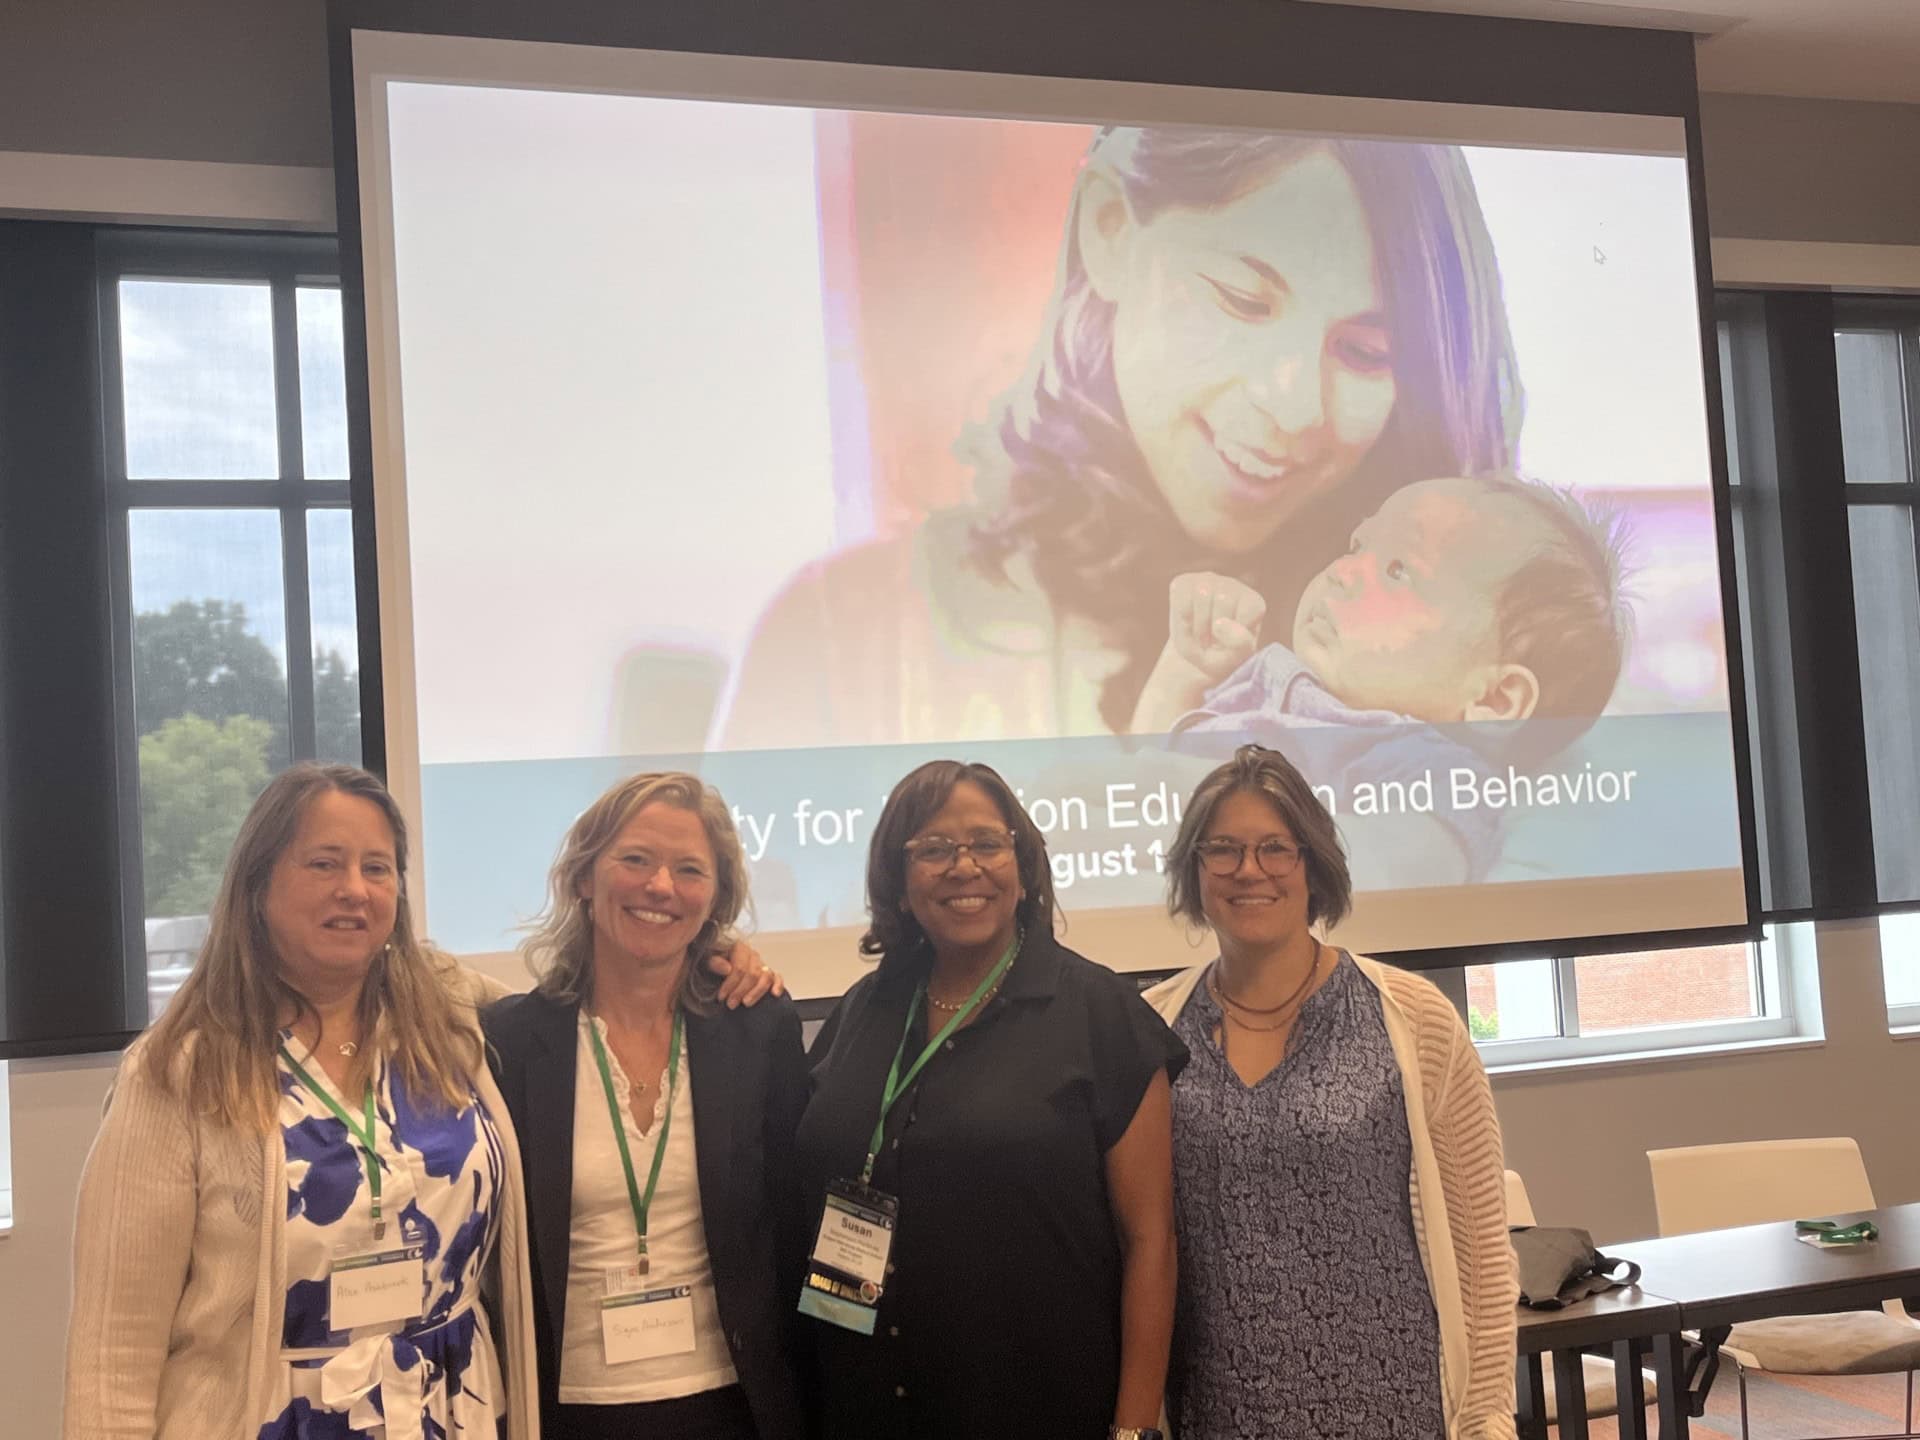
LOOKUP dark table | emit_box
[1515,1287,1688,1440]
[1604,1202,1920,1331]
[1514,1201,1920,1438]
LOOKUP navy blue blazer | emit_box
[483,988,811,1440]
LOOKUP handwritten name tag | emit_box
[330,1245,424,1331]
[602,1284,697,1364]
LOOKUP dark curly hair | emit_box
[967,126,1523,731]
[861,760,1058,969]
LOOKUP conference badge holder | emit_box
[601,1265,698,1363]
[798,1178,898,1336]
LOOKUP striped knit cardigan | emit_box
[1145,954,1518,1440]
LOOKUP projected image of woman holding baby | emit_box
[713,123,1648,885]
[382,78,1751,960]
[381,79,1743,962]
[716,125,1576,752]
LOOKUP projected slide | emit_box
[361,52,1747,982]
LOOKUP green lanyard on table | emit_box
[863,935,1020,1185]
[588,1009,683,1274]
[279,1043,387,1238]
[1796,1218,1880,1244]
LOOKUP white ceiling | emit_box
[1298,0,1920,103]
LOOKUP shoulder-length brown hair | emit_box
[861,760,1057,969]
[520,771,749,1013]
[142,762,482,1131]
[1166,744,1353,932]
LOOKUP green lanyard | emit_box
[279,1043,386,1237]
[1796,1218,1880,1244]
[588,1009,683,1273]
[863,935,1020,1184]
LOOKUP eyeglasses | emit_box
[904,830,1016,872]
[1195,838,1308,879]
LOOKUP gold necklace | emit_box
[926,930,1022,1012]
[928,977,1004,1011]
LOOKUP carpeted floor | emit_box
[1584,1368,1918,1438]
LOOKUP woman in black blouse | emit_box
[796,759,1185,1440]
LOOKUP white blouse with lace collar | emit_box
[558,1011,738,1403]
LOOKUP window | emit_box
[99,235,360,1022]
[1468,928,1808,1067]
[1887,912,1920,1030]
[1716,306,1799,911]
[1833,306,1920,1027]
[1835,312,1920,911]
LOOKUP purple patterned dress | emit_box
[1168,954,1446,1439]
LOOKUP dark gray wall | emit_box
[0,0,331,166]
[3,4,1917,247]
[1699,92,1920,246]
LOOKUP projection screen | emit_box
[349,30,1750,995]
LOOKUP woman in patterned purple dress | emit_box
[1145,745,1517,1439]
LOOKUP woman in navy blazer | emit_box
[484,771,809,1440]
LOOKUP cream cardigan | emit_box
[61,967,539,1440]
[1146,955,1518,1440]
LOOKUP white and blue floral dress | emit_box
[260,1036,507,1440]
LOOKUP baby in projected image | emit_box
[1133,473,1629,875]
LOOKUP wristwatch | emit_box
[1108,1429,1165,1440]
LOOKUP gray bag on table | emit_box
[1510,1225,1643,1310]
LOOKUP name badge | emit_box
[602,1281,698,1364]
[329,1245,425,1331]
[797,1179,898,1336]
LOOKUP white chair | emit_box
[1647,1138,1920,1439]
[1507,1169,1538,1227]
[1507,1169,1659,1427]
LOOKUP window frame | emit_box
[1473,926,1809,1071]
[95,231,349,1020]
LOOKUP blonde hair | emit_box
[141,763,482,1131]
[521,771,749,1012]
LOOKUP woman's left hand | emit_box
[706,940,787,1008]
